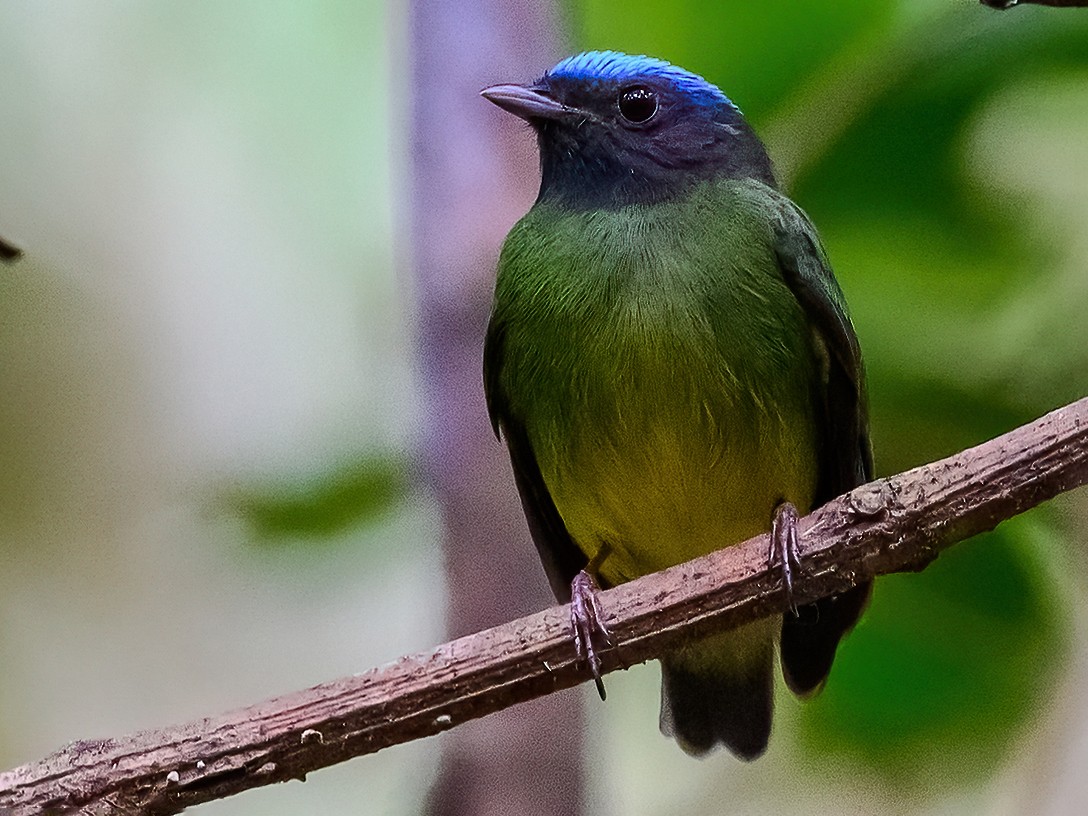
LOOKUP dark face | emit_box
[483,61,776,208]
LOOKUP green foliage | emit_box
[804,515,1067,784]
[566,0,892,122]
[571,0,1086,791]
[225,452,410,542]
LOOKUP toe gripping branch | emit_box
[770,501,803,616]
[570,569,613,700]
[568,505,801,700]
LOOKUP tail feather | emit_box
[780,581,872,696]
[659,625,775,760]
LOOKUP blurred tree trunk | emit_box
[409,3,585,815]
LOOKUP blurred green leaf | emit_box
[567,0,893,121]
[224,452,410,542]
[801,515,1068,785]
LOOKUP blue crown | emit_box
[546,51,735,110]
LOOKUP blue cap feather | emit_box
[547,51,736,111]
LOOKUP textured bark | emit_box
[981,0,1088,8]
[2,397,1086,815]
[408,2,579,816]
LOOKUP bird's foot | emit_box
[570,569,612,700]
[769,501,803,616]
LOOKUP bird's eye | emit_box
[618,86,658,123]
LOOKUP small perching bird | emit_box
[481,51,872,760]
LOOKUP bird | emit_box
[481,51,872,760]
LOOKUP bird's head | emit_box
[482,51,776,208]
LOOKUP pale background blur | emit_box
[1,3,443,813]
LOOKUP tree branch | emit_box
[981,0,1088,9]
[2,397,1087,815]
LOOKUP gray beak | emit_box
[480,84,575,122]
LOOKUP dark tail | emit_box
[659,625,775,760]
[780,581,872,695]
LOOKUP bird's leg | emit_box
[769,501,803,616]
[570,544,613,700]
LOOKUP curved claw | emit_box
[570,569,612,700]
[770,501,803,616]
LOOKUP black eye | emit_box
[618,86,658,123]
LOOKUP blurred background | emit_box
[2,1,1087,814]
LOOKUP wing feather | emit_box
[772,200,873,695]
[484,319,588,603]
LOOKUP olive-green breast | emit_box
[494,180,821,587]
